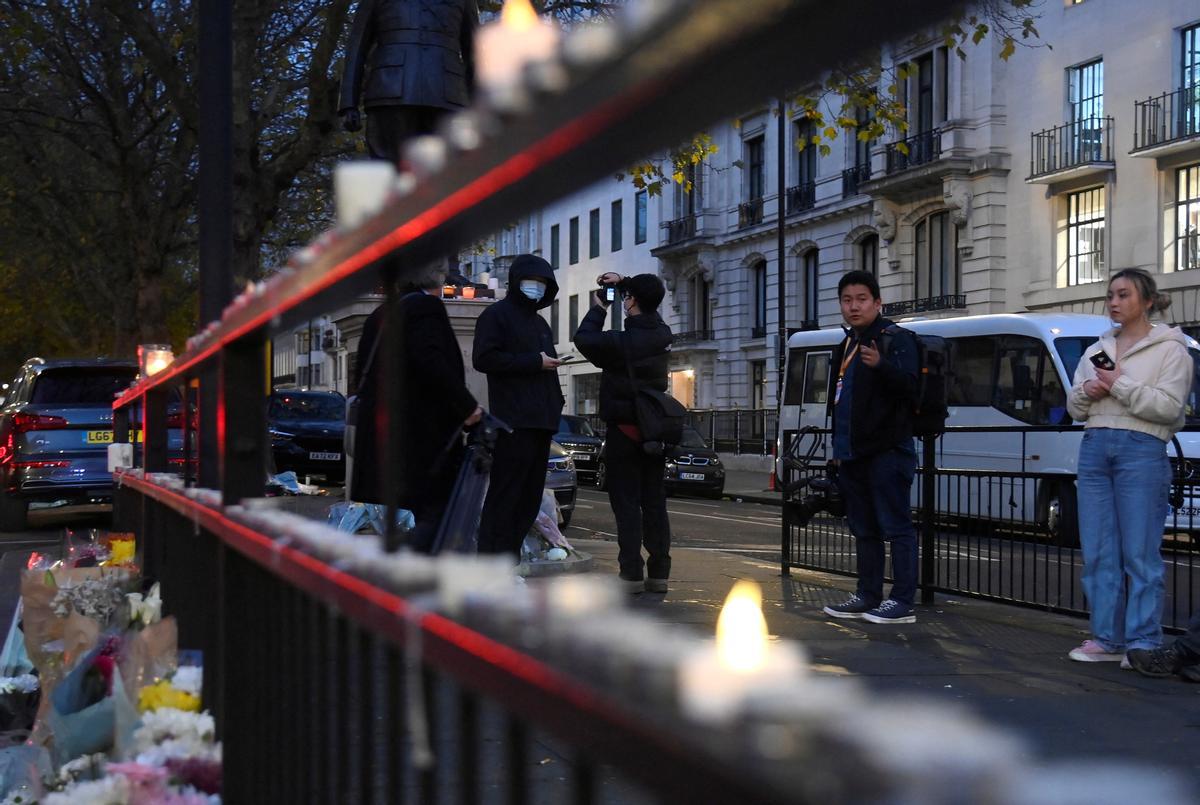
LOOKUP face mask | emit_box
[519,279,546,302]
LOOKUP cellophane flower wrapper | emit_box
[0,743,52,802]
[44,639,124,766]
[21,568,138,680]
[119,617,178,700]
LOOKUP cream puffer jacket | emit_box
[1067,324,1194,442]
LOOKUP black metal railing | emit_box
[738,198,764,228]
[785,181,815,214]
[842,163,871,197]
[673,328,713,344]
[1028,116,1114,179]
[882,294,966,316]
[750,325,767,339]
[1133,86,1200,152]
[885,127,942,173]
[780,426,1198,631]
[581,408,780,456]
[662,214,698,244]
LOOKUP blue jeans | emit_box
[1077,428,1170,651]
[837,445,918,606]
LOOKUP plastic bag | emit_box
[0,743,51,800]
[46,643,120,765]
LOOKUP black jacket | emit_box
[472,258,564,431]
[351,292,477,506]
[573,304,672,425]
[827,314,918,459]
[339,0,478,112]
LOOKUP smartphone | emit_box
[557,353,576,363]
[604,286,616,303]
[1089,351,1115,371]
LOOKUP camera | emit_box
[599,278,628,305]
[784,466,845,526]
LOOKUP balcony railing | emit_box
[674,329,713,344]
[661,214,698,244]
[842,163,871,197]
[738,198,764,228]
[882,294,967,316]
[1133,86,1200,152]
[750,325,767,338]
[1028,116,1114,179]
[885,127,942,174]
[785,182,815,214]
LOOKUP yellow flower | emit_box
[137,680,200,713]
[107,537,136,566]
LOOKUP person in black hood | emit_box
[574,272,674,594]
[473,253,565,556]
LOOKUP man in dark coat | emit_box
[339,0,479,162]
[352,261,481,551]
[574,273,674,593]
[472,254,564,556]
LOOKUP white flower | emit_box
[44,774,131,805]
[134,738,222,767]
[127,583,162,627]
[171,666,202,697]
[132,708,216,756]
[0,674,39,694]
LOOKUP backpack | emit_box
[880,325,949,438]
[621,334,685,450]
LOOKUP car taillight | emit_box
[12,413,68,432]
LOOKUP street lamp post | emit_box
[776,96,787,404]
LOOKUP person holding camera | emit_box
[574,272,674,593]
[822,271,921,624]
[1066,268,1192,664]
[473,254,565,557]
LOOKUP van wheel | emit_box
[1044,483,1079,548]
[596,461,607,491]
[0,489,28,532]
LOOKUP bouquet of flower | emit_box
[0,675,40,734]
[45,638,123,764]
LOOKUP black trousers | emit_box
[477,429,553,556]
[366,105,446,163]
[604,426,671,580]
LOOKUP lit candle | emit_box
[678,580,807,724]
[475,0,561,105]
[333,161,397,230]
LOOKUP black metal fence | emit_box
[1133,85,1200,152]
[885,127,942,173]
[584,408,779,456]
[781,427,1198,631]
[1028,116,1114,179]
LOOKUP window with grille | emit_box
[914,211,959,297]
[1176,164,1200,272]
[1066,187,1105,285]
[1069,59,1104,162]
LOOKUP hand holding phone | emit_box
[557,353,576,363]
[1089,351,1115,371]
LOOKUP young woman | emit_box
[1066,269,1194,664]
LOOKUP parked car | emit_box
[268,390,346,484]
[545,441,577,528]
[553,414,603,484]
[0,358,141,531]
[595,426,725,499]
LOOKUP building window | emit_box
[312,363,322,387]
[589,208,600,259]
[550,224,560,268]
[1176,164,1200,272]
[634,191,647,244]
[1065,187,1105,285]
[914,211,959,298]
[746,135,765,200]
[550,299,560,344]
[569,294,579,337]
[689,275,711,333]
[854,106,872,169]
[1069,59,1104,161]
[795,121,816,187]
[674,164,700,220]
[750,360,766,409]
[752,260,768,336]
[859,234,879,276]
[800,249,819,323]
[569,216,579,264]
[611,200,623,252]
[1186,24,1200,91]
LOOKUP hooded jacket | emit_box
[472,255,565,431]
[573,303,673,425]
[1067,323,1194,442]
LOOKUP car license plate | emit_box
[680,472,705,481]
[86,430,142,444]
[309,451,341,461]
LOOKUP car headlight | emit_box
[269,428,294,443]
[710,457,721,466]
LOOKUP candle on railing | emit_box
[333,161,397,230]
[138,344,174,377]
[475,0,561,109]
[678,580,806,724]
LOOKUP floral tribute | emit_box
[0,530,222,804]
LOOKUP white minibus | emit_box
[778,313,1200,545]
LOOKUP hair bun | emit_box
[1152,292,1172,313]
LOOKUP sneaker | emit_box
[1127,643,1187,678]
[644,578,668,593]
[1120,654,1131,670]
[862,599,916,624]
[822,593,877,620]
[1068,639,1124,663]
[618,575,644,594]
[1180,664,1200,683]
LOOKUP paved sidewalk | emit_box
[570,537,1200,784]
[721,468,779,505]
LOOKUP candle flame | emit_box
[715,580,768,672]
[501,0,538,31]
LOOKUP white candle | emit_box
[333,160,397,230]
[475,0,561,103]
[678,580,807,724]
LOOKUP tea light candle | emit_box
[678,580,807,724]
[476,0,561,104]
[333,160,397,230]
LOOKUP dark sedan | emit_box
[268,391,346,483]
[596,426,725,499]
[553,414,603,485]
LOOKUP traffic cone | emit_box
[768,445,777,492]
